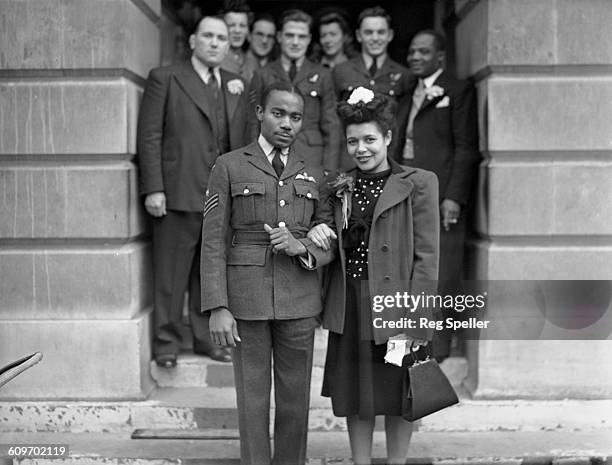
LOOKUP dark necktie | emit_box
[271,147,284,177]
[289,60,298,81]
[206,68,218,97]
[368,59,378,77]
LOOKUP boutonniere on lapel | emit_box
[295,171,317,183]
[329,173,354,229]
[308,73,319,83]
[424,85,444,101]
[227,79,244,95]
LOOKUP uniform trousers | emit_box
[152,210,212,356]
[233,317,318,465]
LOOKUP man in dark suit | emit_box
[332,6,413,103]
[390,29,480,359]
[137,15,248,367]
[201,82,334,465]
[248,9,340,173]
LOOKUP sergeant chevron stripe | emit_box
[203,193,219,219]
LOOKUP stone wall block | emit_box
[454,0,488,78]
[487,76,612,151]
[471,241,612,280]
[556,0,612,64]
[488,0,556,65]
[0,79,142,155]
[0,242,152,319]
[0,163,145,239]
[0,0,159,78]
[0,311,154,399]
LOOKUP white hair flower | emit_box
[347,86,375,105]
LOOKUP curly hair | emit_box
[337,93,396,134]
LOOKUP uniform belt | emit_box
[232,229,306,245]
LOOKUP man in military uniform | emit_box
[201,81,334,465]
[332,6,413,102]
[248,9,341,173]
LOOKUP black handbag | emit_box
[401,345,459,421]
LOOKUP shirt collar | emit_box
[361,53,386,71]
[258,134,290,158]
[422,67,443,88]
[191,55,221,85]
[280,55,305,72]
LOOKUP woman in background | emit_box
[312,11,357,68]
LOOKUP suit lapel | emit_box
[220,69,240,122]
[372,170,416,224]
[244,142,277,177]
[351,57,370,79]
[174,62,216,124]
[281,147,306,180]
[269,60,290,82]
[293,59,316,84]
[418,70,448,113]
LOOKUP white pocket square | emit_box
[436,96,450,108]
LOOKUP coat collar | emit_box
[243,141,305,180]
[332,159,417,226]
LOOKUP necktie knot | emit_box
[206,68,218,89]
[271,147,284,177]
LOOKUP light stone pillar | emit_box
[0,0,161,399]
[453,0,612,398]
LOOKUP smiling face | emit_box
[278,21,311,61]
[224,12,249,49]
[319,21,345,58]
[356,16,393,59]
[408,32,444,78]
[250,19,276,58]
[346,122,391,173]
[189,17,229,68]
[257,90,304,148]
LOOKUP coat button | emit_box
[243,188,250,194]
[389,89,395,96]
[381,244,389,252]
[369,79,375,86]
[306,192,312,199]
[278,180,284,187]
[310,90,317,97]
[279,200,286,207]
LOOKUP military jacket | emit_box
[200,142,334,320]
[247,59,341,172]
[332,56,414,102]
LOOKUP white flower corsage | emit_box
[227,79,244,95]
[308,73,319,83]
[347,86,375,105]
[424,85,444,100]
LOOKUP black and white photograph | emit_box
[1,0,611,464]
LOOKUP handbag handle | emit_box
[407,341,431,367]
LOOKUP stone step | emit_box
[2,385,611,435]
[0,431,611,464]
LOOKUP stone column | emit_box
[453,0,612,398]
[0,0,161,399]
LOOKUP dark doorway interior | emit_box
[166,0,435,64]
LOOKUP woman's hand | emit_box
[307,223,337,251]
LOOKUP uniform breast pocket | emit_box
[230,182,265,225]
[293,182,319,225]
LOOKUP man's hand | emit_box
[264,224,307,256]
[307,223,337,251]
[209,308,240,347]
[144,192,167,217]
[440,198,461,232]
